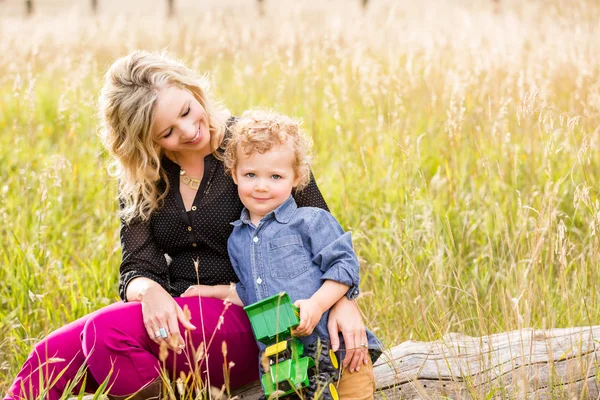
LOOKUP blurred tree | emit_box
[91,0,98,14]
[257,0,265,16]
[25,0,33,16]
[362,0,369,10]
[167,0,175,17]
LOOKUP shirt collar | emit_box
[230,195,298,227]
[272,195,297,223]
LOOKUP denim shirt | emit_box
[228,195,382,361]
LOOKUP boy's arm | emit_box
[293,209,361,337]
[308,209,361,299]
[293,280,349,336]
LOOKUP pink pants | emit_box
[3,297,259,400]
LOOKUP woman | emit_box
[4,51,370,400]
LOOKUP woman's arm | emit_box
[180,284,244,307]
[126,276,161,302]
[119,213,195,353]
[119,215,170,301]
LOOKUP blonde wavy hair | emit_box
[223,109,313,191]
[99,51,229,223]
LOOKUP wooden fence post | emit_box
[257,0,265,16]
[167,0,175,18]
[25,0,34,16]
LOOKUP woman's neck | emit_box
[169,149,210,176]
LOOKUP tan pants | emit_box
[336,357,376,399]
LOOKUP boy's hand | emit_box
[292,298,324,336]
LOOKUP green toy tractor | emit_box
[244,292,340,400]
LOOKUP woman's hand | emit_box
[327,297,368,373]
[181,284,244,307]
[137,282,196,354]
[180,284,220,298]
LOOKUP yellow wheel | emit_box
[329,382,339,400]
[307,339,339,380]
[307,373,339,400]
[329,349,339,370]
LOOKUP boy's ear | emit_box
[292,172,302,188]
[231,168,238,184]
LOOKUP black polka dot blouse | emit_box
[118,134,329,301]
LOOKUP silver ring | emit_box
[360,343,368,348]
[159,327,169,339]
[154,330,162,338]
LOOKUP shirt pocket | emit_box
[268,235,310,279]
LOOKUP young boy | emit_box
[205,110,380,398]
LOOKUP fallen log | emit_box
[232,326,600,399]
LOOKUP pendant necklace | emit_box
[174,153,201,190]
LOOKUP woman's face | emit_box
[151,85,211,156]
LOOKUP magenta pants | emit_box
[3,297,259,400]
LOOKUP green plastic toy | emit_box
[244,292,340,399]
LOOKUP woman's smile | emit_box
[184,126,203,145]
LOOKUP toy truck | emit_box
[244,292,340,399]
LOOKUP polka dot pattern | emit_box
[118,127,329,301]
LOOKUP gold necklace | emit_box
[174,153,201,190]
[180,170,201,190]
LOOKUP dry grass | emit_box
[1,0,599,397]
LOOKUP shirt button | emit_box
[187,226,192,231]
[256,277,262,284]
[192,243,197,247]
[253,236,259,243]
[191,206,197,211]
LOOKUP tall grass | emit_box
[1,0,599,396]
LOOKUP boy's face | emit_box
[233,141,301,223]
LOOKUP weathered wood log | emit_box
[232,326,600,399]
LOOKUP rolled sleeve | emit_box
[308,210,361,296]
[345,285,361,300]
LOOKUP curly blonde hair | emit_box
[99,51,229,223]
[223,109,313,191]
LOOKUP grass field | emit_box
[1,0,599,397]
